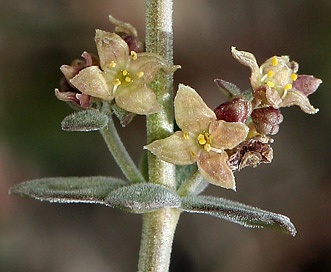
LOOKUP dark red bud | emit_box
[251,107,283,135]
[214,97,252,123]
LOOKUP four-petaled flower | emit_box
[145,84,249,190]
[66,30,180,115]
[231,47,321,114]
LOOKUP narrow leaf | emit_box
[214,79,241,97]
[61,109,109,131]
[181,195,297,236]
[9,176,126,205]
[106,183,181,213]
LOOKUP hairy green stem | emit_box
[100,110,145,183]
[145,0,175,190]
[138,0,179,271]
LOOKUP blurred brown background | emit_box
[1,0,330,271]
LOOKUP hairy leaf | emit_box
[214,79,241,97]
[106,183,181,213]
[61,109,109,131]
[9,176,126,205]
[181,195,297,236]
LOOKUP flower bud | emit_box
[251,107,283,135]
[214,97,252,123]
[117,32,144,53]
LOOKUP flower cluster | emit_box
[145,48,321,191]
[54,15,321,192]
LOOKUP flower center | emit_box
[110,51,144,88]
[114,69,133,86]
[260,56,298,94]
[197,132,212,151]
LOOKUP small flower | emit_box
[55,51,99,109]
[231,47,321,114]
[67,30,180,115]
[145,84,249,190]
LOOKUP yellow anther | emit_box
[122,70,128,76]
[284,84,292,91]
[183,132,189,140]
[204,143,211,152]
[198,134,206,145]
[272,56,278,66]
[124,76,132,83]
[291,73,298,81]
[113,78,121,86]
[267,70,274,78]
[130,51,138,60]
[190,150,197,158]
[109,61,116,68]
[137,71,144,78]
[204,132,212,141]
[267,81,275,88]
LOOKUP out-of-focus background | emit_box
[1,0,330,271]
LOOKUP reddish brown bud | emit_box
[117,32,144,53]
[214,97,252,123]
[251,107,283,135]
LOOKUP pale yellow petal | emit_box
[231,47,260,86]
[115,85,161,115]
[175,84,216,134]
[280,89,319,114]
[70,66,113,101]
[197,150,236,190]
[144,131,200,165]
[95,30,129,70]
[129,52,180,84]
[209,120,249,150]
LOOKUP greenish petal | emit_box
[129,52,180,83]
[95,30,129,70]
[209,120,249,150]
[70,66,113,102]
[231,47,260,87]
[60,65,79,81]
[175,84,216,134]
[197,150,236,190]
[115,85,161,115]
[144,131,200,165]
[280,89,319,114]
